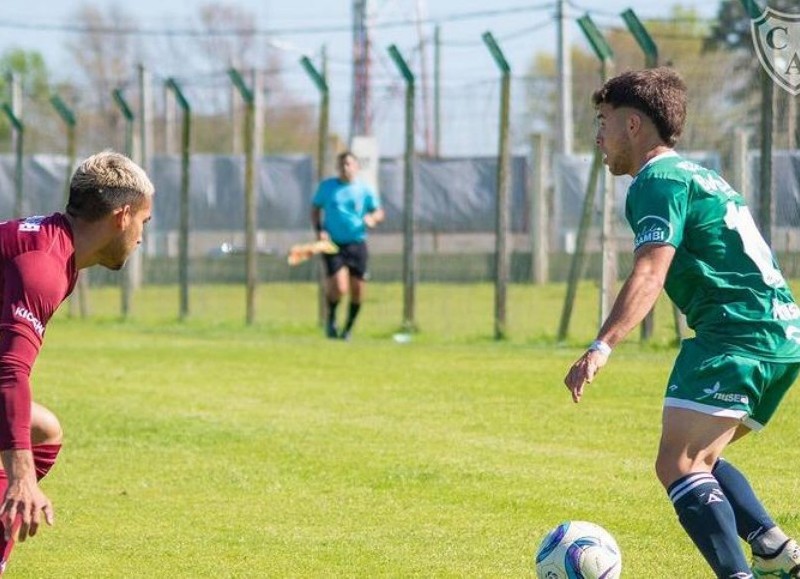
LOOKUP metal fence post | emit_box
[51,94,90,318]
[301,52,331,328]
[112,89,137,319]
[530,133,549,285]
[166,78,192,322]
[482,31,512,341]
[558,15,613,341]
[388,45,417,333]
[229,68,259,326]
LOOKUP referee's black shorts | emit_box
[322,241,369,279]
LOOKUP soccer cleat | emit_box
[752,539,800,578]
[325,322,339,339]
[339,329,351,342]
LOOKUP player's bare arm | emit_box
[595,243,675,346]
[311,207,329,241]
[0,449,53,542]
[564,243,675,402]
[364,207,384,228]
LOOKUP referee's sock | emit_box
[343,302,361,334]
[326,300,339,336]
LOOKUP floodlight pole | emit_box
[558,15,613,341]
[301,51,331,328]
[228,68,259,326]
[166,78,192,322]
[482,31,512,341]
[388,45,417,332]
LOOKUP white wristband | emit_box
[589,340,612,356]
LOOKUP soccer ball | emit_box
[534,520,622,579]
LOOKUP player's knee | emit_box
[31,405,63,446]
[654,453,678,489]
[655,450,716,489]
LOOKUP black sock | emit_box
[327,300,339,326]
[344,302,361,332]
[668,472,751,577]
[713,458,777,549]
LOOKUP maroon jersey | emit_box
[0,214,77,450]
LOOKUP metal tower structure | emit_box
[351,0,373,139]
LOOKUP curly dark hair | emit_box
[591,67,687,147]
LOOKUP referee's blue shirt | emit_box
[312,178,380,244]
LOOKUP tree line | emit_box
[0,1,796,160]
[0,2,317,156]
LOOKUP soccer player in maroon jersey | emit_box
[0,151,154,573]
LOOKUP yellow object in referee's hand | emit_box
[287,240,339,266]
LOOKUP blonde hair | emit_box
[67,151,154,222]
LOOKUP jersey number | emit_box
[724,202,785,288]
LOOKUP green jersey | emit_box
[625,151,800,361]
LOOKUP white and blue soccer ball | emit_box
[534,520,622,579]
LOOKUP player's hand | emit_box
[563,350,609,403]
[364,214,376,228]
[317,230,330,242]
[0,450,54,542]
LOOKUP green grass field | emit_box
[10,283,800,577]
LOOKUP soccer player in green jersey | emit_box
[564,67,800,578]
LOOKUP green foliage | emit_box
[528,7,742,153]
[705,0,755,53]
[0,48,53,145]
[705,0,800,53]
[59,2,316,156]
[0,48,50,99]
[704,0,800,149]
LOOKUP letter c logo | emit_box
[767,26,789,50]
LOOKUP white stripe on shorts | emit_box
[663,397,764,431]
[664,398,749,420]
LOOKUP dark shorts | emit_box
[323,241,369,279]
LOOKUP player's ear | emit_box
[627,112,642,135]
[112,205,132,230]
